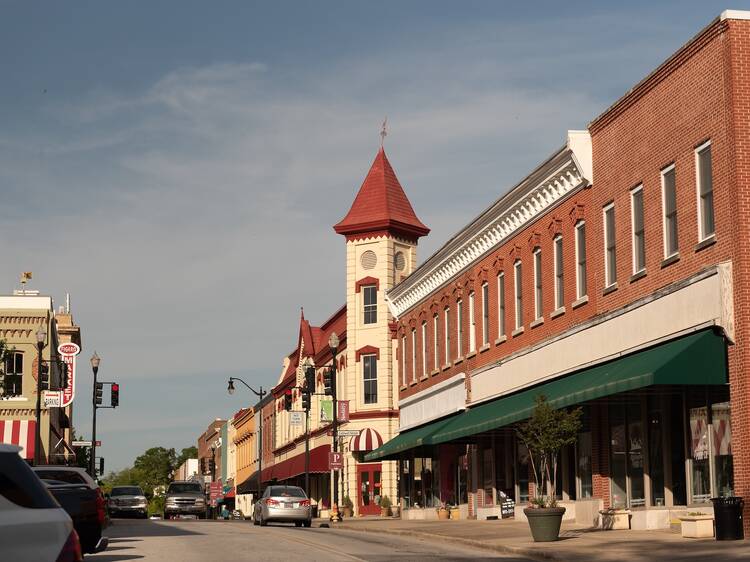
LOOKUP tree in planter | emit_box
[516,395,582,508]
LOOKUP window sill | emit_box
[442,363,452,372]
[530,317,544,329]
[511,327,525,338]
[479,344,491,354]
[409,380,418,387]
[572,295,589,309]
[550,307,566,319]
[695,235,716,253]
[661,253,680,269]
[630,269,646,283]
[495,336,507,346]
[603,283,618,296]
[466,350,477,359]
[453,358,464,366]
[430,369,440,377]
[420,374,429,381]
[400,385,408,391]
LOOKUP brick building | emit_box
[266,147,428,516]
[367,10,750,532]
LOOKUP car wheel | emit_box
[303,520,311,528]
[295,521,302,527]
[253,513,260,526]
[259,515,267,527]
[198,513,206,520]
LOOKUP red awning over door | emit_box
[262,444,331,482]
[0,419,36,460]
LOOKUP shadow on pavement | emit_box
[107,520,204,538]
[86,555,144,562]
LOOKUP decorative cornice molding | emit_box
[386,132,591,319]
[355,276,380,293]
[355,345,380,361]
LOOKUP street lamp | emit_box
[34,323,47,465]
[227,377,265,501]
[90,352,100,478]
[328,331,342,522]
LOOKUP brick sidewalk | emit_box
[321,517,750,561]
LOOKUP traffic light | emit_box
[304,366,315,392]
[323,367,334,396]
[95,382,103,405]
[301,390,311,411]
[284,389,292,412]
[40,363,50,391]
[111,383,120,407]
[208,457,216,475]
[61,363,69,390]
[98,457,105,476]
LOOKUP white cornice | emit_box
[386,131,591,319]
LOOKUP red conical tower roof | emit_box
[334,148,429,240]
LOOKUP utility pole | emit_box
[329,332,341,522]
[33,325,46,465]
[89,352,100,478]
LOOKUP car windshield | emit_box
[268,486,306,498]
[33,470,86,485]
[112,487,143,496]
[168,483,202,494]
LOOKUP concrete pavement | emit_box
[331,517,750,562]
[90,517,532,561]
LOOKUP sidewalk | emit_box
[323,517,750,561]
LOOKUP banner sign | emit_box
[320,400,333,423]
[337,400,349,423]
[329,451,343,470]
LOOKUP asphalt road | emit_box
[89,518,533,562]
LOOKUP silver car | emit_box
[253,485,311,527]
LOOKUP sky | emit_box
[0,1,741,471]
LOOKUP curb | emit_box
[329,523,563,562]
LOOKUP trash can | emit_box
[711,496,744,540]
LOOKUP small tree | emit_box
[516,395,582,508]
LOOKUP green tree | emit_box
[516,395,582,508]
[175,446,198,469]
[133,447,177,494]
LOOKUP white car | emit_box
[0,444,82,562]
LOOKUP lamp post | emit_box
[227,377,265,500]
[328,332,341,522]
[34,324,46,465]
[89,352,100,478]
[300,356,314,500]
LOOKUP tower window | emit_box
[363,285,377,324]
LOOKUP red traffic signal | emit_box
[111,383,120,408]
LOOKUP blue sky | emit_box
[0,1,739,471]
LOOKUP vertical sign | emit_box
[329,451,343,470]
[320,400,333,423]
[52,342,80,408]
[337,400,349,423]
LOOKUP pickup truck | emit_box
[164,480,206,519]
[33,466,108,555]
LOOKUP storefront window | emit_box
[578,432,593,498]
[516,441,529,503]
[610,405,628,508]
[712,402,734,497]
[689,406,711,503]
[482,447,493,506]
[495,435,511,504]
[648,397,665,507]
[628,402,645,507]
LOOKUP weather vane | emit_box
[380,117,388,148]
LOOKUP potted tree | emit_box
[516,395,582,542]
[436,502,451,520]
[341,496,354,518]
[379,495,392,517]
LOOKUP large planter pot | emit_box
[449,508,460,520]
[391,506,400,518]
[437,508,450,520]
[523,507,566,542]
[342,506,353,518]
[380,507,392,517]
[599,508,631,530]
[679,515,715,538]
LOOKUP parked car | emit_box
[33,465,108,554]
[164,481,206,519]
[253,485,311,527]
[0,444,83,562]
[109,485,148,518]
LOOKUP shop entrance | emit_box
[357,463,382,515]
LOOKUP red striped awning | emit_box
[261,444,331,482]
[0,419,36,460]
[350,428,383,452]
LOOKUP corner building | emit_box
[367,11,750,532]
[267,148,428,517]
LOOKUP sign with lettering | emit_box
[290,412,303,426]
[320,400,333,423]
[329,451,343,470]
[337,400,349,422]
[501,498,515,519]
[43,390,61,408]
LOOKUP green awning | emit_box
[366,328,726,460]
[364,414,458,462]
[431,328,726,444]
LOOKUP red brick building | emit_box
[367,10,750,531]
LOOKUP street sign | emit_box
[43,391,61,408]
[290,411,303,426]
[329,451,343,470]
[320,400,333,423]
[210,481,223,500]
[336,429,361,437]
[95,440,101,447]
[338,400,349,422]
[72,440,92,447]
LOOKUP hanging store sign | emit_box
[43,390,61,408]
[45,342,81,408]
[320,400,333,423]
[329,451,343,470]
[337,400,349,422]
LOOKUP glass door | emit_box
[357,463,382,515]
[609,401,645,508]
